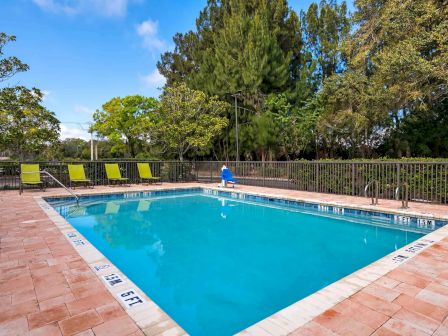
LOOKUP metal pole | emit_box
[90,131,94,161]
[234,95,239,162]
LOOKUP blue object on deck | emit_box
[221,168,237,184]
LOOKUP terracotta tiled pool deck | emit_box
[1,183,448,335]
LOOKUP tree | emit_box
[157,32,198,87]
[266,93,318,159]
[157,0,351,160]
[60,138,89,159]
[159,0,303,106]
[301,0,350,85]
[322,0,448,157]
[0,33,60,160]
[92,95,158,157]
[0,33,29,82]
[154,83,229,160]
[0,86,60,160]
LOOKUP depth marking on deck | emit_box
[102,273,126,287]
[65,231,86,247]
[391,255,409,263]
[92,263,111,272]
[391,238,435,263]
[117,289,146,308]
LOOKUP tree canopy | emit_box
[92,95,158,158]
[0,33,60,160]
[154,83,229,160]
[3,0,448,161]
[156,0,447,160]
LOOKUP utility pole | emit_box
[231,92,240,162]
[90,128,94,161]
[234,94,239,161]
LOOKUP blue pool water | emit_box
[51,191,424,335]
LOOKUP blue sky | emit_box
[1,0,353,139]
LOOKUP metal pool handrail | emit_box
[364,179,379,205]
[395,182,409,209]
[23,170,79,205]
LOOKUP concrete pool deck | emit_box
[1,183,448,335]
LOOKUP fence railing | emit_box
[0,161,196,190]
[195,161,448,204]
[1,160,447,204]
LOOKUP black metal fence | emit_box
[0,161,196,189]
[195,161,448,204]
[1,160,447,204]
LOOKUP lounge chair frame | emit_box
[19,164,46,194]
[137,163,162,185]
[68,164,94,190]
[105,164,130,187]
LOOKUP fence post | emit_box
[210,161,213,183]
[396,163,401,200]
[351,163,356,195]
[316,163,320,192]
[195,161,198,182]
[59,162,62,185]
[262,161,266,187]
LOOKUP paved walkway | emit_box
[1,183,448,335]
[290,238,448,336]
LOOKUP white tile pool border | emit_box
[35,185,448,336]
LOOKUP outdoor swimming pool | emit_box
[48,189,435,335]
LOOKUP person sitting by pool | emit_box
[221,166,238,188]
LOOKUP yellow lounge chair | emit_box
[137,163,161,185]
[105,163,129,186]
[20,164,45,194]
[68,164,93,189]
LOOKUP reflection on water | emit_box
[59,195,423,336]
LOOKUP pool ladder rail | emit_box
[22,170,79,205]
[364,180,379,205]
[395,182,409,209]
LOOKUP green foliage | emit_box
[329,0,448,157]
[301,0,350,83]
[158,0,350,160]
[154,83,229,160]
[60,138,89,160]
[4,0,446,161]
[92,95,158,157]
[0,33,60,160]
[0,33,29,82]
[266,93,319,158]
[0,86,60,160]
[159,0,305,111]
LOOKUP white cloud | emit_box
[141,68,166,89]
[136,19,167,52]
[32,0,133,17]
[60,124,91,140]
[74,105,94,116]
